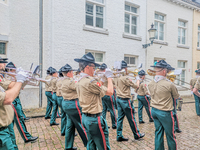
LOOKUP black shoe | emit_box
[108,126,110,129]
[45,116,51,119]
[139,121,145,124]
[135,133,145,140]
[112,126,117,129]
[65,147,77,150]
[117,137,129,142]
[61,133,65,136]
[149,120,154,122]
[24,117,30,121]
[175,129,182,133]
[75,133,78,136]
[50,123,59,126]
[25,137,38,143]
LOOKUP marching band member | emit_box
[49,68,60,126]
[5,62,38,143]
[45,67,53,119]
[193,70,200,116]
[61,64,87,150]
[167,64,182,133]
[148,60,179,150]
[191,69,200,116]
[75,52,113,150]
[99,63,117,129]
[136,70,153,124]
[56,67,66,136]
[115,60,145,141]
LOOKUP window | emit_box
[0,43,6,54]
[124,55,137,66]
[85,0,105,28]
[197,62,200,69]
[198,25,200,47]
[178,20,187,45]
[154,13,165,41]
[85,50,104,63]
[177,61,187,85]
[124,4,138,35]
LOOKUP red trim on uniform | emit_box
[145,96,153,120]
[12,104,28,141]
[171,111,177,150]
[75,100,87,139]
[128,100,140,138]
[51,92,53,95]
[97,82,101,87]
[97,116,107,150]
[110,96,117,126]
[57,112,59,117]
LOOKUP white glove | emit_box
[101,77,106,83]
[16,71,29,83]
[16,67,24,73]
[191,91,193,95]
[104,68,113,78]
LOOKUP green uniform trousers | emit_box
[113,89,117,109]
[172,99,180,131]
[0,126,15,150]
[50,93,59,124]
[151,107,177,150]
[45,91,53,118]
[193,93,200,116]
[116,97,141,139]
[137,95,153,122]
[12,101,32,142]
[102,95,117,128]
[57,96,67,135]
[62,99,87,149]
[7,123,18,150]
[14,97,26,119]
[82,113,110,150]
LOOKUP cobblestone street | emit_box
[15,97,200,150]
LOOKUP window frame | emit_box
[85,50,105,64]
[124,54,138,67]
[124,2,139,35]
[197,62,200,69]
[198,25,200,48]
[178,20,187,45]
[177,60,187,86]
[85,0,105,29]
[154,12,165,41]
[0,42,7,55]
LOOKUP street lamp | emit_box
[142,24,157,48]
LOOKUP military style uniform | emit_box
[50,77,59,125]
[136,80,153,123]
[190,76,200,115]
[102,79,117,129]
[76,73,110,150]
[193,76,200,116]
[0,91,16,150]
[62,75,87,149]
[116,75,143,140]
[45,75,53,119]
[56,77,66,135]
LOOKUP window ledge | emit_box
[0,34,8,42]
[83,25,109,35]
[153,40,168,46]
[177,44,190,49]
[122,33,142,41]
[197,47,200,51]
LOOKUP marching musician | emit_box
[136,69,153,124]
[148,60,179,150]
[115,60,145,141]
[44,67,53,119]
[0,58,31,149]
[75,52,113,150]
[99,63,117,129]
[191,69,200,116]
[56,67,67,136]
[49,68,60,126]
[5,62,38,144]
[167,64,182,133]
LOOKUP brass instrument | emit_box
[147,69,156,76]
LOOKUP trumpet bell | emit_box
[147,69,156,76]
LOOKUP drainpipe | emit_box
[39,0,43,107]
